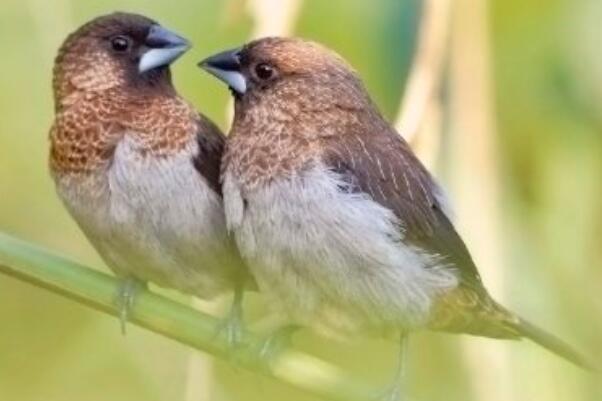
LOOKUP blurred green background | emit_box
[1,1,600,400]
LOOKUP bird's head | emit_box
[53,12,190,109]
[199,37,373,122]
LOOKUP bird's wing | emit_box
[320,128,522,336]
[321,127,485,292]
[192,114,226,196]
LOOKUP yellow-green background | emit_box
[1,1,600,400]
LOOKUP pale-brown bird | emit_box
[49,12,251,341]
[199,37,590,398]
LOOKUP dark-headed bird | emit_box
[49,12,251,341]
[199,37,591,399]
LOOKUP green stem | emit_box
[0,231,376,401]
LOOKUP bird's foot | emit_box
[214,308,245,349]
[258,325,300,361]
[213,287,246,349]
[115,277,145,335]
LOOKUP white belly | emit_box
[223,165,458,337]
[53,135,236,299]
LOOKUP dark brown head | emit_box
[198,37,374,122]
[53,12,190,109]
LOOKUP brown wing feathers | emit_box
[192,116,226,195]
[322,127,592,368]
[322,128,518,336]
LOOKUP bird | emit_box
[199,37,591,398]
[49,12,252,342]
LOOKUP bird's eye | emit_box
[254,63,274,80]
[110,36,131,52]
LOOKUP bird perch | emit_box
[0,231,377,401]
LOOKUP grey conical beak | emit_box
[198,48,247,94]
[138,25,191,73]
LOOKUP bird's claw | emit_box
[214,286,247,350]
[115,278,145,335]
[214,311,245,349]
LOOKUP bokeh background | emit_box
[1,0,600,401]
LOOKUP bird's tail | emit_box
[510,316,594,371]
[430,288,593,370]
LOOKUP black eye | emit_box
[110,36,130,52]
[255,63,274,80]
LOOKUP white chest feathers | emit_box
[223,165,458,337]
[53,134,237,299]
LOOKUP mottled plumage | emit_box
[49,13,250,334]
[201,37,589,369]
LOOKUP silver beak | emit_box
[198,48,247,95]
[138,25,191,73]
